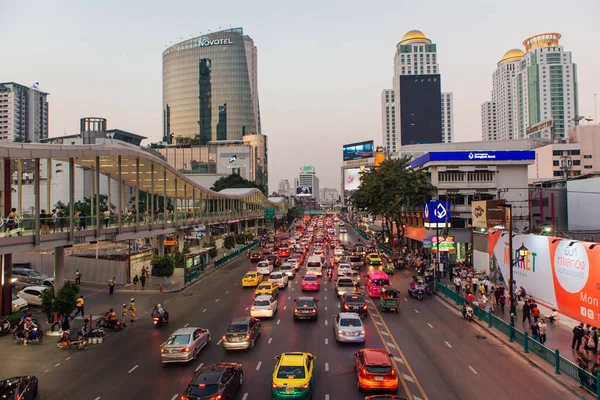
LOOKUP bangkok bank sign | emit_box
[199,38,233,47]
[488,232,600,325]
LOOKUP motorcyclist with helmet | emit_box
[23,317,37,346]
[152,303,168,324]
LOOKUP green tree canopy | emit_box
[211,173,267,196]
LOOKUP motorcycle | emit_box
[462,306,474,323]
[96,314,123,331]
[15,326,43,344]
[153,311,169,327]
[56,330,87,350]
[327,269,333,281]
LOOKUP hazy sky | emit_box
[1,0,599,192]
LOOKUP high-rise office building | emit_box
[481,101,498,141]
[482,33,578,141]
[0,82,49,142]
[163,27,261,142]
[382,30,453,151]
[296,166,320,201]
[277,179,291,196]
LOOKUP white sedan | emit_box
[16,285,49,306]
[269,272,289,288]
[337,263,352,277]
[257,261,273,275]
[12,294,28,313]
[251,295,278,318]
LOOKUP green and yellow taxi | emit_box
[272,352,315,399]
[367,253,382,266]
[255,281,280,298]
[242,271,263,287]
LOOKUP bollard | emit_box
[488,310,493,328]
[159,284,163,293]
[554,349,560,374]
[523,332,529,353]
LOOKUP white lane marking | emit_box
[195,363,204,372]
[325,306,328,311]
[268,338,273,344]
[65,357,71,361]
[226,290,229,294]
[404,298,408,302]
[241,394,248,400]
[245,307,249,311]
[217,339,223,345]
[402,373,414,383]
[325,338,329,344]
[235,283,239,286]
[284,306,287,310]
[325,362,329,371]
[325,296,327,300]
[428,323,433,328]
[128,365,138,373]
[256,361,262,370]
[413,396,423,400]
[445,341,452,348]
[277,319,281,325]
[292,288,295,291]
[325,395,330,400]
[94,397,101,400]
[393,356,404,364]
[414,309,419,313]
[386,342,396,349]
[469,365,478,375]
[54,363,61,367]
[170,395,178,400]
[381,331,390,336]
[215,298,220,302]
[288,296,291,299]
[44,369,50,373]
[325,288,327,291]
[203,309,207,313]
[375,321,383,326]
[184,323,189,327]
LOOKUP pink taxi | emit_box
[301,274,320,291]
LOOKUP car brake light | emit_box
[344,304,349,310]
[222,335,226,341]
[153,317,159,321]
[391,369,396,375]
[272,383,283,389]
[251,306,255,311]
[160,348,167,353]
[294,308,299,312]
[181,347,190,352]
[210,395,222,400]
[267,306,272,310]
[180,396,190,400]
[246,334,251,340]
[298,382,309,389]
[362,305,368,309]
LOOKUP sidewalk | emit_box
[440,276,580,363]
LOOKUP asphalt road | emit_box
[1,225,578,400]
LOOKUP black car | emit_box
[182,362,243,400]
[340,293,368,318]
[250,253,263,263]
[266,255,280,268]
[0,376,39,400]
[293,297,319,320]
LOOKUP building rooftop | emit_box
[399,30,431,45]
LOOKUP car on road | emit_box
[16,286,49,306]
[255,282,280,298]
[287,257,300,270]
[242,271,263,287]
[11,268,47,289]
[367,253,382,266]
[251,295,278,318]
[266,255,281,269]
[333,312,365,343]
[0,376,39,400]
[250,252,263,262]
[12,294,28,313]
[257,261,274,275]
[222,317,261,350]
[344,270,361,286]
[280,263,296,279]
[339,227,347,233]
[271,352,316,400]
[334,247,345,257]
[336,277,358,297]
[301,274,320,291]
[338,263,352,277]
[269,272,289,289]
[348,256,365,270]
[278,247,290,258]
[181,362,243,400]
[354,349,398,393]
[340,293,368,318]
[293,297,319,320]
[160,327,211,363]
[41,277,54,287]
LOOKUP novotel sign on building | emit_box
[408,150,536,169]
[199,37,233,47]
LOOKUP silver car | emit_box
[222,317,261,350]
[269,272,289,289]
[160,327,211,363]
[333,312,365,343]
[279,263,296,279]
[336,277,358,297]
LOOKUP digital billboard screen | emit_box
[343,141,374,161]
[399,75,442,145]
[344,167,365,191]
[296,186,313,196]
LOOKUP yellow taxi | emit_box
[367,253,382,266]
[242,271,263,287]
[272,352,316,399]
[255,281,280,298]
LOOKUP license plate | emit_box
[286,387,295,393]
[375,376,384,381]
[302,310,311,313]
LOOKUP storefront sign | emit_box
[345,158,371,166]
[472,200,506,228]
[423,238,432,249]
[431,236,455,252]
[423,200,451,228]
[409,150,536,168]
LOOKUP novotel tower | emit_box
[163,27,261,142]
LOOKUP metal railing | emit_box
[214,241,259,269]
[436,282,600,397]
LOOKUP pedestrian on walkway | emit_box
[478,283,485,296]
[471,276,479,294]
[573,323,585,351]
[539,319,547,344]
[594,327,599,353]
[483,277,489,294]
[530,320,541,341]
[141,266,147,276]
[522,301,531,325]
[585,330,596,360]
[73,296,84,319]
[133,274,139,290]
[489,291,496,313]
[75,269,81,285]
[453,276,461,293]
[481,294,489,312]
[509,299,517,325]
[61,314,70,333]
[576,351,590,389]
[495,286,502,307]
[531,304,540,322]
[140,273,146,290]
[109,277,116,294]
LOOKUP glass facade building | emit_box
[163,28,261,142]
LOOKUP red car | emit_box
[278,247,290,258]
[301,274,320,291]
[354,349,398,393]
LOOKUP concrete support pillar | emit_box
[135,158,140,232]
[157,234,165,257]
[17,159,22,215]
[237,221,242,234]
[95,156,101,235]
[1,254,13,316]
[117,156,122,231]
[179,231,184,252]
[46,158,51,214]
[54,246,65,296]
[34,159,41,245]
[69,158,75,240]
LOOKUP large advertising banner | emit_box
[343,141,374,161]
[488,232,600,325]
[343,168,362,191]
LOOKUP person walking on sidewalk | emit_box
[75,269,81,285]
[584,330,596,361]
[499,293,506,313]
[133,275,139,290]
[522,300,531,325]
[531,304,540,322]
[573,323,585,351]
[109,277,116,294]
[483,277,489,294]
[530,320,541,342]
[488,291,496,313]
[453,276,461,293]
[140,273,146,290]
[576,351,590,389]
[73,296,84,319]
[539,319,547,344]
[471,276,478,294]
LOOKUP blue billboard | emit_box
[408,150,536,168]
[423,200,451,224]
